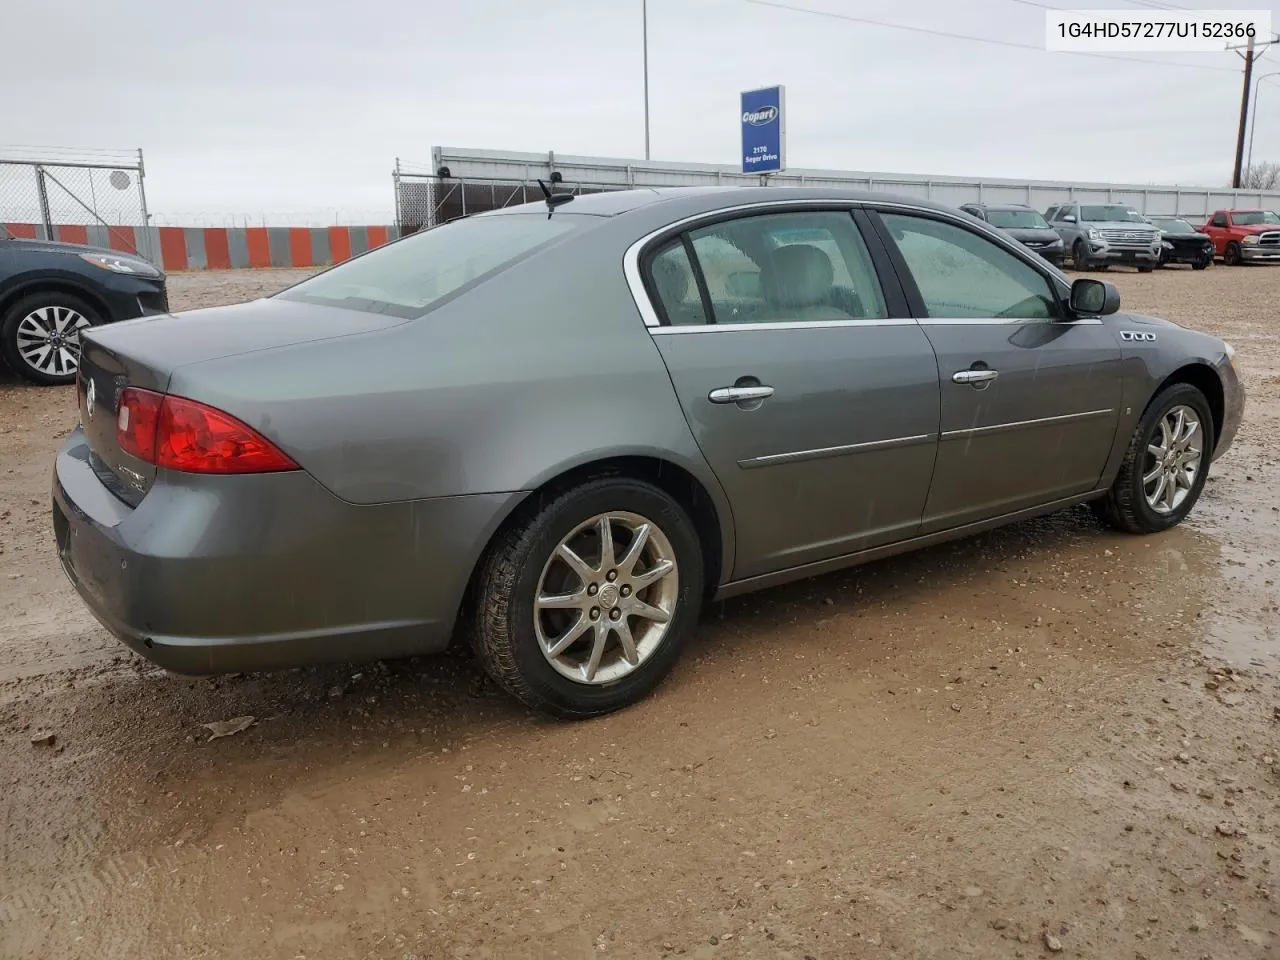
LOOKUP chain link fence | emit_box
[0,147,154,261]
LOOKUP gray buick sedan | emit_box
[53,187,1244,717]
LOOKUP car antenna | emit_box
[537,178,574,215]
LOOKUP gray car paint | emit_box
[54,186,1244,675]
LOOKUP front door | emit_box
[869,209,1123,532]
[643,207,941,581]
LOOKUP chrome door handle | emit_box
[709,385,775,404]
[952,369,999,385]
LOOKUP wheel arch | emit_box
[457,453,733,637]
[1150,362,1224,447]
[0,276,113,326]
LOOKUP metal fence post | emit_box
[461,178,467,218]
[35,165,53,240]
[136,148,155,262]
[393,157,402,232]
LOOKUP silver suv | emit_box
[1045,202,1161,272]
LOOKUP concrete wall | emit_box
[2,222,399,271]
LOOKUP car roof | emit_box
[477,185,970,220]
[974,203,1034,211]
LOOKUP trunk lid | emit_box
[77,297,409,505]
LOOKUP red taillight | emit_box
[117,388,163,462]
[116,388,298,474]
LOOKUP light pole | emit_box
[643,0,651,161]
[1245,70,1280,178]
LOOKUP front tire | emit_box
[1072,240,1091,271]
[0,291,99,385]
[1192,260,1209,271]
[1091,383,1215,534]
[471,477,704,718]
[1224,242,1243,266]
[1137,263,1155,273]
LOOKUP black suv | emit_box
[958,203,1065,267]
[0,234,168,385]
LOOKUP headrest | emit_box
[760,244,835,309]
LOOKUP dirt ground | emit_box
[1,265,1277,960]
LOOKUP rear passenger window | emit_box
[675,211,888,325]
[648,240,708,326]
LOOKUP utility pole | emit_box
[1232,35,1256,189]
[1231,32,1279,188]
[643,0,651,161]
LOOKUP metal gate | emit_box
[0,147,154,262]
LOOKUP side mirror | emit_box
[1062,214,1077,223]
[1069,278,1120,316]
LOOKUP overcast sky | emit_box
[7,0,1280,224]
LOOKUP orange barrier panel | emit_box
[159,227,188,271]
[245,228,271,268]
[58,225,89,245]
[328,226,352,263]
[288,228,313,267]
[204,229,232,269]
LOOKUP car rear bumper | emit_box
[52,429,521,674]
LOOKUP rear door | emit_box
[642,206,941,582]
[868,207,1122,532]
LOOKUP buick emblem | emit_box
[85,378,96,421]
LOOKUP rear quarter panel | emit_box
[169,215,737,573]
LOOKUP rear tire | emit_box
[1224,242,1243,266]
[471,477,704,718]
[1091,383,1215,535]
[0,291,100,386]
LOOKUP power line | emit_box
[739,0,1238,73]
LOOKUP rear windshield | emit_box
[278,213,582,316]
[1232,210,1280,225]
[1079,205,1148,223]
[1154,218,1195,234]
[985,209,1050,229]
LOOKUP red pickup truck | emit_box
[1199,209,1280,265]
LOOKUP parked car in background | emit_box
[1199,209,1280,265]
[959,203,1065,266]
[0,235,168,385]
[1045,202,1161,272]
[1150,218,1215,270]
[52,187,1244,718]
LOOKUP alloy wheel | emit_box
[1143,405,1203,515]
[15,305,90,378]
[534,511,679,685]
